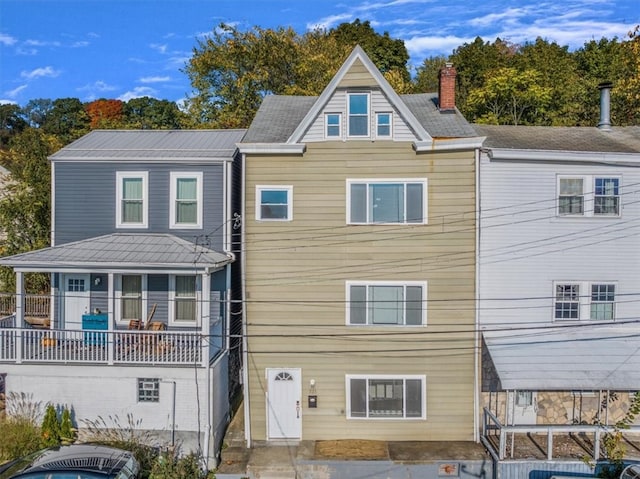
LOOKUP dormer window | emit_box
[326,113,341,138]
[348,93,369,137]
[376,112,392,138]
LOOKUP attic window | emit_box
[376,112,392,137]
[348,93,369,137]
[326,113,341,138]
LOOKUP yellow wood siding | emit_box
[245,141,476,441]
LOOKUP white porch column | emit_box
[201,272,211,367]
[107,273,115,365]
[15,271,24,363]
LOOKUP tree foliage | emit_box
[85,99,125,129]
[122,97,188,129]
[183,20,411,128]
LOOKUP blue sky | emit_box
[1,0,637,106]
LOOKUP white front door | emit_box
[507,391,538,425]
[266,368,302,439]
[63,274,90,329]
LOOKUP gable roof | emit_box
[0,233,232,272]
[50,129,246,162]
[241,46,478,150]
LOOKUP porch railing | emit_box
[0,293,50,317]
[0,321,205,366]
[482,407,640,461]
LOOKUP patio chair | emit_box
[128,303,157,330]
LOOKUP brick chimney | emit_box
[438,62,457,112]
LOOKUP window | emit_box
[558,178,584,215]
[347,282,426,326]
[67,278,85,293]
[348,179,426,224]
[121,275,142,321]
[558,176,621,217]
[170,172,203,229]
[256,185,292,221]
[594,178,620,215]
[116,172,148,228]
[326,113,341,138]
[137,378,159,402]
[347,375,426,419]
[376,112,392,137]
[348,93,369,137]
[515,391,534,407]
[554,282,616,321]
[591,284,615,320]
[169,275,199,325]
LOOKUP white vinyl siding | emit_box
[116,171,148,228]
[347,281,426,326]
[347,179,427,224]
[170,172,203,229]
[346,375,426,419]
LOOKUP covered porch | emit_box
[481,324,640,462]
[0,233,234,368]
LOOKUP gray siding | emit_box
[54,162,227,248]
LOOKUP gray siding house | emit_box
[0,129,245,468]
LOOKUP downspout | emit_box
[201,272,212,472]
[474,146,481,442]
[241,152,251,447]
[160,380,176,448]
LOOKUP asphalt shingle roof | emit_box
[474,124,640,153]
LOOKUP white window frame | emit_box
[325,113,342,139]
[376,112,392,138]
[347,92,370,138]
[116,171,148,228]
[346,280,427,326]
[553,281,617,321]
[170,172,203,229]
[347,178,428,224]
[168,274,200,326]
[557,175,621,217]
[346,374,426,420]
[114,274,148,326]
[255,185,293,221]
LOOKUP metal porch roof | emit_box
[483,323,640,391]
[0,233,232,271]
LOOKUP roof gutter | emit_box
[413,136,485,152]
[237,143,306,155]
[485,148,640,165]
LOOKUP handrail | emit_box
[483,407,640,461]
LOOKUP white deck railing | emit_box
[0,324,204,366]
[482,407,640,461]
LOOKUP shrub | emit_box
[150,451,205,479]
[0,416,42,462]
[40,404,61,447]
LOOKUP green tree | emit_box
[123,97,187,129]
[449,37,516,116]
[414,55,448,93]
[466,67,552,125]
[41,98,90,144]
[0,104,28,149]
[184,20,411,128]
[40,404,61,447]
[22,99,53,129]
[0,128,58,292]
[614,25,640,125]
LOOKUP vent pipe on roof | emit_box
[597,82,613,130]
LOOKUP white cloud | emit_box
[469,8,530,27]
[139,76,171,84]
[20,66,61,80]
[405,35,472,57]
[118,86,158,102]
[78,80,118,93]
[71,41,90,48]
[24,39,62,47]
[150,43,168,54]
[0,33,17,46]
[306,13,353,30]
[0,99,19,105]
[5,85,28,99]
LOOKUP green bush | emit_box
[0,416,42,462]
[40,404,61,447]
[150,451,206,479]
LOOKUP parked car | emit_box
[0,444,139,479]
